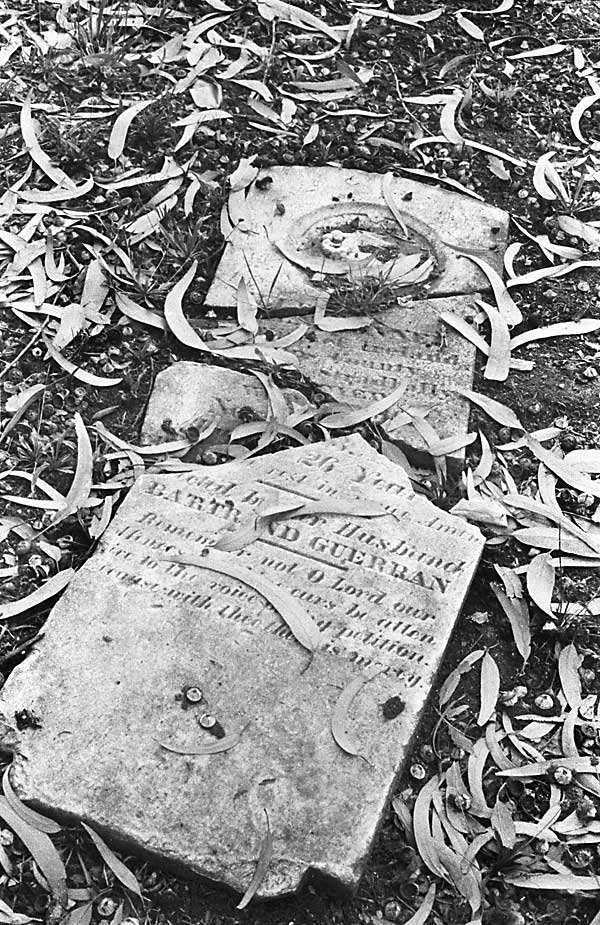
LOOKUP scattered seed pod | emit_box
[96,897,118,918]
[568,848,594,870]
[410,763,426,781]
[15,540,32,557]
[576,795,597,821]
[450,792,472,812]
[383,900,403,923]
[199,713,216,729]
[185,687,203,704]
[398,881,419,901]
[553,766,573,786]
[534,693,557,715]
[534,838,550,855]
[580,668,596,685]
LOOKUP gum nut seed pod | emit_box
[96,898,118,918]
[553,766,573,786]
[534,693,556,714]
[410,763,426,780]
[199,713,217,729]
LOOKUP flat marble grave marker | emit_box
[205,166,509,313]
[0,437,483,899]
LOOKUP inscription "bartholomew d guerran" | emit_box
[89,438,482,691]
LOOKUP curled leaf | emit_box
[477,652,500,726]
[331,672,377,757]
[526,553,555,617]
[440,91,464,144]
[559,643,582,710]
[43,338,122,387]
[166,551,321,652]
[82,823,142,897]
[319,383,407,428]
[108,100,153,160]
[236,277,258,335]
[461,255,522,325]
[2,768,61,835]
[236,811,273,909]
[52,413,93,524]
[0,797,66,903]
[456,388,523,430]
[492,585,530,663]
[524,434,600,499]
[159,726,247,755]
[477,299,510,382]
[164,261,212,351]
[439,650,484,707]
[403,884,436,925]
[0,568,74,621]
[20,97,75,189]
[571,94,600,144]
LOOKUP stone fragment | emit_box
[205,166,509,312]
[141,364,268,445]
[0,437,483,899]
[268,295,477,453]
[143,295,478,455]
[141,363,309,446]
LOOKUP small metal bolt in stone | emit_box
[185,687,203,704]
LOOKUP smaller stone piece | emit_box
[142,365,267,445]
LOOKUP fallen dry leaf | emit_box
[82,823,142,897]
[236,811,273,909]
[526,552,555,618]
[166,551,321,653]
[477,652,500,725]
[0,569,74,621]
[159,725,247,755]
[456,388,523,430]
[108,100,153,160]
[0,797,66,904]
[319,383,407,428]
[439,650,484,707]
[331,672,377,757]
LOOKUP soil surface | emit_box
[2,1,600,924]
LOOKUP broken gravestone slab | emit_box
[142,295,477,456]
[205,166,509,313]
[268,294,477,454]
[142,365,267,444]
[141,363,310,446]
[0,437,484,899]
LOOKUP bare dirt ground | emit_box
[2,1,600,924]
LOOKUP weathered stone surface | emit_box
[142,364,268,444]
[0,437,483,898]
[205,166,509,312]
[269,295,477,453]
[144,296,477,455]
[141,363,312,445]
